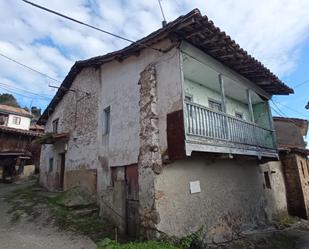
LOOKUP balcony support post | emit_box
[267,101,277,150]
[219,74,227,113]
[219,74,230,140]
[247,89,255,123]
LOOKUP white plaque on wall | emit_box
[190,181,201,194]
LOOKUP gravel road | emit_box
[0,181,97,249]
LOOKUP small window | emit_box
[12,116,21,125]
[235,112,243,119]
[264,172,271,189]
[49,157,54,172]
[52,119,59,133]
[104,106,111,135]
[184,93,193,102]
[209,99,222,112]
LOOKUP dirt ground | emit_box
[2,180,309,249]
[0,180,97,249]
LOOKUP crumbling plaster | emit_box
[95,40,182,231]
[155,155,267,243]
[40,67,100,190]
[259,161,288,220]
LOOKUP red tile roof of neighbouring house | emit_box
[0,125,42,137]
[30,124,45,132]
[38,9,293,125]
[0,104,32,118]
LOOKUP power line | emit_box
[272,99,309,119]
[271,106,284,117]
[294,79,309,89]
[0,82,53,98]
[279,102,309,118]
[21,0,163,53]
[0,52,61,83]
[0,85,51,101]
[271,99,287,117]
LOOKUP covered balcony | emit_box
[181,44,277,158]
[184,101,276,157]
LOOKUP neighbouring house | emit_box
[260,117,309,221]
[0,104,42,181]
[0,125,42,181]
[274,117,309,219]
[0,104,32,130]
[38,9,293,243]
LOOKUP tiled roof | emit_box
[38,9,293,125]
[0,125,42,137]
[0,104,32,118]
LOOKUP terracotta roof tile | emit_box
[0,104,32,117]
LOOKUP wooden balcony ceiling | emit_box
[38,9,293,125]
[171,10,293,96]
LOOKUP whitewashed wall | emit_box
[7,114,31,130]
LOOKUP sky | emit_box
[0,0,309,123]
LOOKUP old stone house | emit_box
[274,117,309,219]
[260,116,309,223]
[38,9,293,242]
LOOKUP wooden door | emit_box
[125,164,139,237]
[59,153,65,190]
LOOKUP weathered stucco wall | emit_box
[40,67,100,191]
[95,40,182,232]
[155,155,267,243]
[259,161,288,220]
[295,155,309,216]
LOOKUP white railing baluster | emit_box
[184,101,275,149]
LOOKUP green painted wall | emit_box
[184,79,251,122]
[253,102,274,147]
[253,102,271,129]
[181,41,275,148]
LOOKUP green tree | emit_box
[0,93,20,107]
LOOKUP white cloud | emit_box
[0,0,309,110]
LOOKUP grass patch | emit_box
[274,214,299,229]
[97,238,180,249]
[47,198,113,242]
[6,185,47,223]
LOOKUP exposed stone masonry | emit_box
[138,64,162,239]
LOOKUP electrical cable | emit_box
[294,79,309,89]
[0,85,51,101]
[0,82,53,98]
[271,99,309,119]
[0,52,61,83]
[21,0,163,53]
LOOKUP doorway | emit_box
[125,164,139,237]
[59,153,65,190]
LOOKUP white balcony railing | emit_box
[185,102,275,149]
